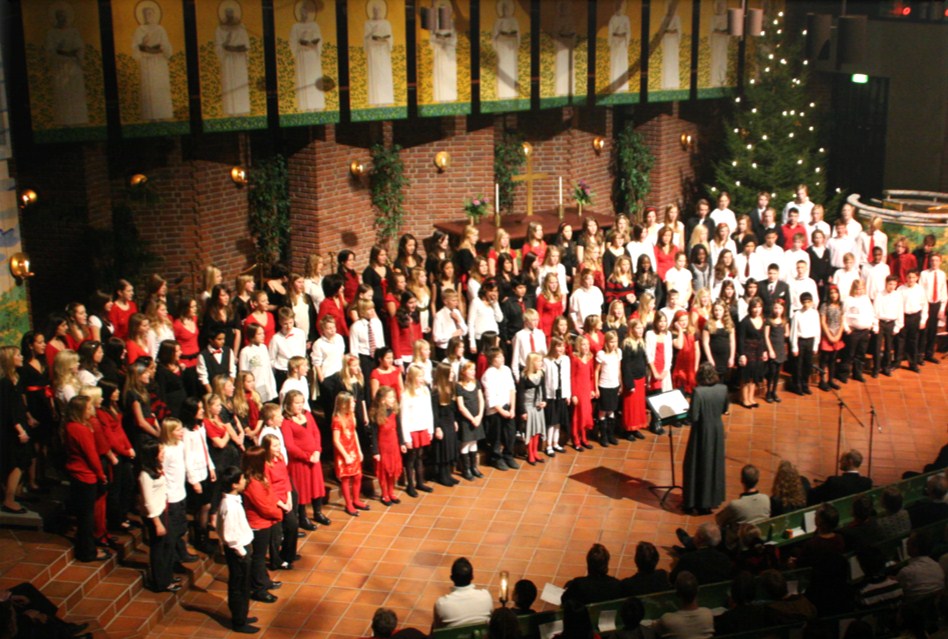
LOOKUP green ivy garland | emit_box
[611,124,655,219]
[248,155,291,266]
[494,130,526,215]
[370,144,409,245]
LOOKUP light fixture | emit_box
[679,133,695,151]
[129,173,148,188]
[498,571,509,607]
[592,136,606,153]
[521,141,533,157]
[745,8,763,36]
[349,160,368,177]
[728,8,744,36]
[18,189,37,209]
[230,166,248,186]
[9,253,34,279]
[433,151,451,172]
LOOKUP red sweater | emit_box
[265,459,292,505]
[390,317,422,359]
[317,298,349,338]
[243,477,282,529]
[64,421,107,484]
[97,408,133,457]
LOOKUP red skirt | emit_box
[647,343,666,392]
[622,378,648,431]
[288,461,325,504]
[410,430,432,448]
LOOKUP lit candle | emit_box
[499,570,509,605]
[495,183,500,213]
[559,176,563,206]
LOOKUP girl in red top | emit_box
[522,221,548,266]
[64,395,109,561]
[280,390,330,531]
[488,229,519,278]
[125,313,152,364]
[390,292,423,367]
[65,302,92,351]
[80,386,118,547]
[338,250,361,305]
[370,386,402,506]
[44,314,69,372]
[653,226,680,280]
[234,372,262,440]
[97,380,135,531]
[671,311,698,395]
[570,335,596,450]
[582,315,605,357]
[537,273,565,339]
[173,298,201,369]
[332,392,369,516]
[241,446,282,600]
[551,316,572,356]
[243,291,276,346]
[887,236,918,285]
[384,271,407,323]
[369,347,403,402]
[317,274,350,339]
[475,331,500,381]
[262,431,297,570]
[109,279,138,341]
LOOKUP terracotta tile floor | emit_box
[147,361,948,638]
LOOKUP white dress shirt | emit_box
[568,286,605,330]
[511,328,547,379]
[238,343,278,402]
[782,199,815,225]
[626,241,653,271]
[219,493,254,556]
[665,266,694,301]
[782,249,810,281]
[543,355,571,400]
[183,425,215,484]
[857,229,888,264]
[806,220,831,242]
[433,306,468,350]
[861,262,891,301]
[400,386,434,442]
[833,267,861,302]
[899,284,929,326]
[139,471,167,519]
[711,207,737,234]
[828,236,857,269]
[709,239,737,268]
[467,296,503,351]
[921,268,948,317]
[790,308,821,353]
[310,334,345,380]
[595,349,621,389]
[843,294,875,332]
[433,585,494,630]
[196,348,236,387]
[755,244,785,269]
[269,327,307,372]
[257,425,288,460]
[481,365,516,411]
[161,442,187,504]
[874,289,904,334]
[349,317,386,357]
[788,276,819,314]
[735,252,766,284]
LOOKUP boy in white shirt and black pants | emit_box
[218,466,259,634]
[481,348,519,472]
[790,293,820,395]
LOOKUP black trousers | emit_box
[145,511,175,589]
[900,312,922,366]
[875,320,897,372]
[842,328,871,379]
[923,302,941,358]
[487,409,515,463]
[106,456,135,528]
[70,479,98,561]
[250,527,272,596]
[167,499,189,562]
[793,339,815,391]
[225,545,252,628]
[268,494,299,566]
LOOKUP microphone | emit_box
[812,364,826,375]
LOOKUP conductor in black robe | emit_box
[682,363,729,515]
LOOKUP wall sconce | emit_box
[433,151,451,172]
[9,253,34,279]
[592,136,606,153]
[129,173,148,188]
[521,142,533,157]
[679,133,696,151]
[230,166,248,186]
[18,189,38,209]
[498,571,509,607]
[349,160,368,177]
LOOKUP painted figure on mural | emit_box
[132,0,174,121]
[608,0,630,94]
[215,0,251,116]
[45,1,90,126]
[291,0,325,111]
[710,0,729,87]
[660,0,681,91]
[430,0,457,103]
[492,0,520,100]
[552,0,576,97]
[364,0,394,106]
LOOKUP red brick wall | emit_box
[633,103,702,219]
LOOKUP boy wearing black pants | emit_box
[790,293,819,394]
[218,466,259,634]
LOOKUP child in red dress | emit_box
[671,311,698,395]
[570,335,596,450]
[332,392,369,516]
[370,386,403,506]
[280,390,330,531]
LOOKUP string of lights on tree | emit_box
[708,9,844,213]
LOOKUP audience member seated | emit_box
[808,449,872,505]
[759,569,817,626]
[431,557,494,631]
[670,524,731,585]
[922,442,948,473]
[488,607,522,639]
[715,464,771,551]
[896,531,945,602]
[511,579,538,617]
[797,503,854,616]
[364,608,398,639]
[0,583,92,639]
[876,486,912,540]
[855,547,903,608]
[713,571,769,636]
[733,525,780,575]
[841,493,883,552]
[563,544,623,606]
[555,596,601,639]
[651,572,714,639]
[769,460,810,516]
[906,475,948,529]
[620,542,671,597]
[608,597,656,639]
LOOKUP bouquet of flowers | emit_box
[463,195,491,224]
[573,180,593,206]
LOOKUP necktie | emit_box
[745,259,751,277]
[769,283,775,295]
[555,360,562,400]
[529,331,536,352]
[933,273,940,304]
[519,300,526,315]
[869,235,875,257]
[367,320,377,354]
[212,349,222,355]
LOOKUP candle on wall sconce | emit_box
[679,133,696,151]
[592,136,606,153]
[129,173,148,188]
[18,189,38,209]
[230,166,248,186]
[349,161,368,177]
[498,571,509,607]
[9,253,34,279]
[434,151,451,172]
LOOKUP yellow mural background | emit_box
[274,0,340,125]
[647,0,691,100]
[539,0,588,107]
[347,0,408,121]
[415,0,472,117]
[479,0,531,111]
[595,0,641,105]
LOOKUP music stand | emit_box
[646,390,690,510]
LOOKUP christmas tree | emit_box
[708,9,838,213]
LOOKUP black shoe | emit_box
[313,513,331,526]
[251,592,277,603]
[829,381,841,390]
[773,394,782,403]
[607,433,618,445]
[461,468,474,481]
[505,459,520,470]
[632,430,646,440]
[652,426,666,436]
[802,387,812,395]
[925,356,939,364]
[67,622,89,636]
[405,486,419,498]
[870,370,879,378]
[572,445,584,452]
[675,528,691,546]
[910,364,920,373]
[492,459,509,471]
[299,517,316,531]
[526,460,536,466]
[297,531,306,538]
[882,368,893,377]
[765,393,775,403]
[853,375,865,383]
[268,581,282,590]
[417,483,433,493]
[233,625,260,634]
[390,497,401,504]
[819,382,830,391]
[582,443,594,450]
[180,552,199,562]
[355,503,370,511]
[0,505,26,514]
[544,448,556,458]
[553,445,566,453]
[165,583,182,593]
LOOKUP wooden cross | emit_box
[511,144,549,216]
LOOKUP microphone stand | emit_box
[832,390,867,477]
[863,384,882,478]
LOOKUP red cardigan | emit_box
[265,458,292,505]
[64,421,107,484]
[243,477,282,529]
[97,408,133,457]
